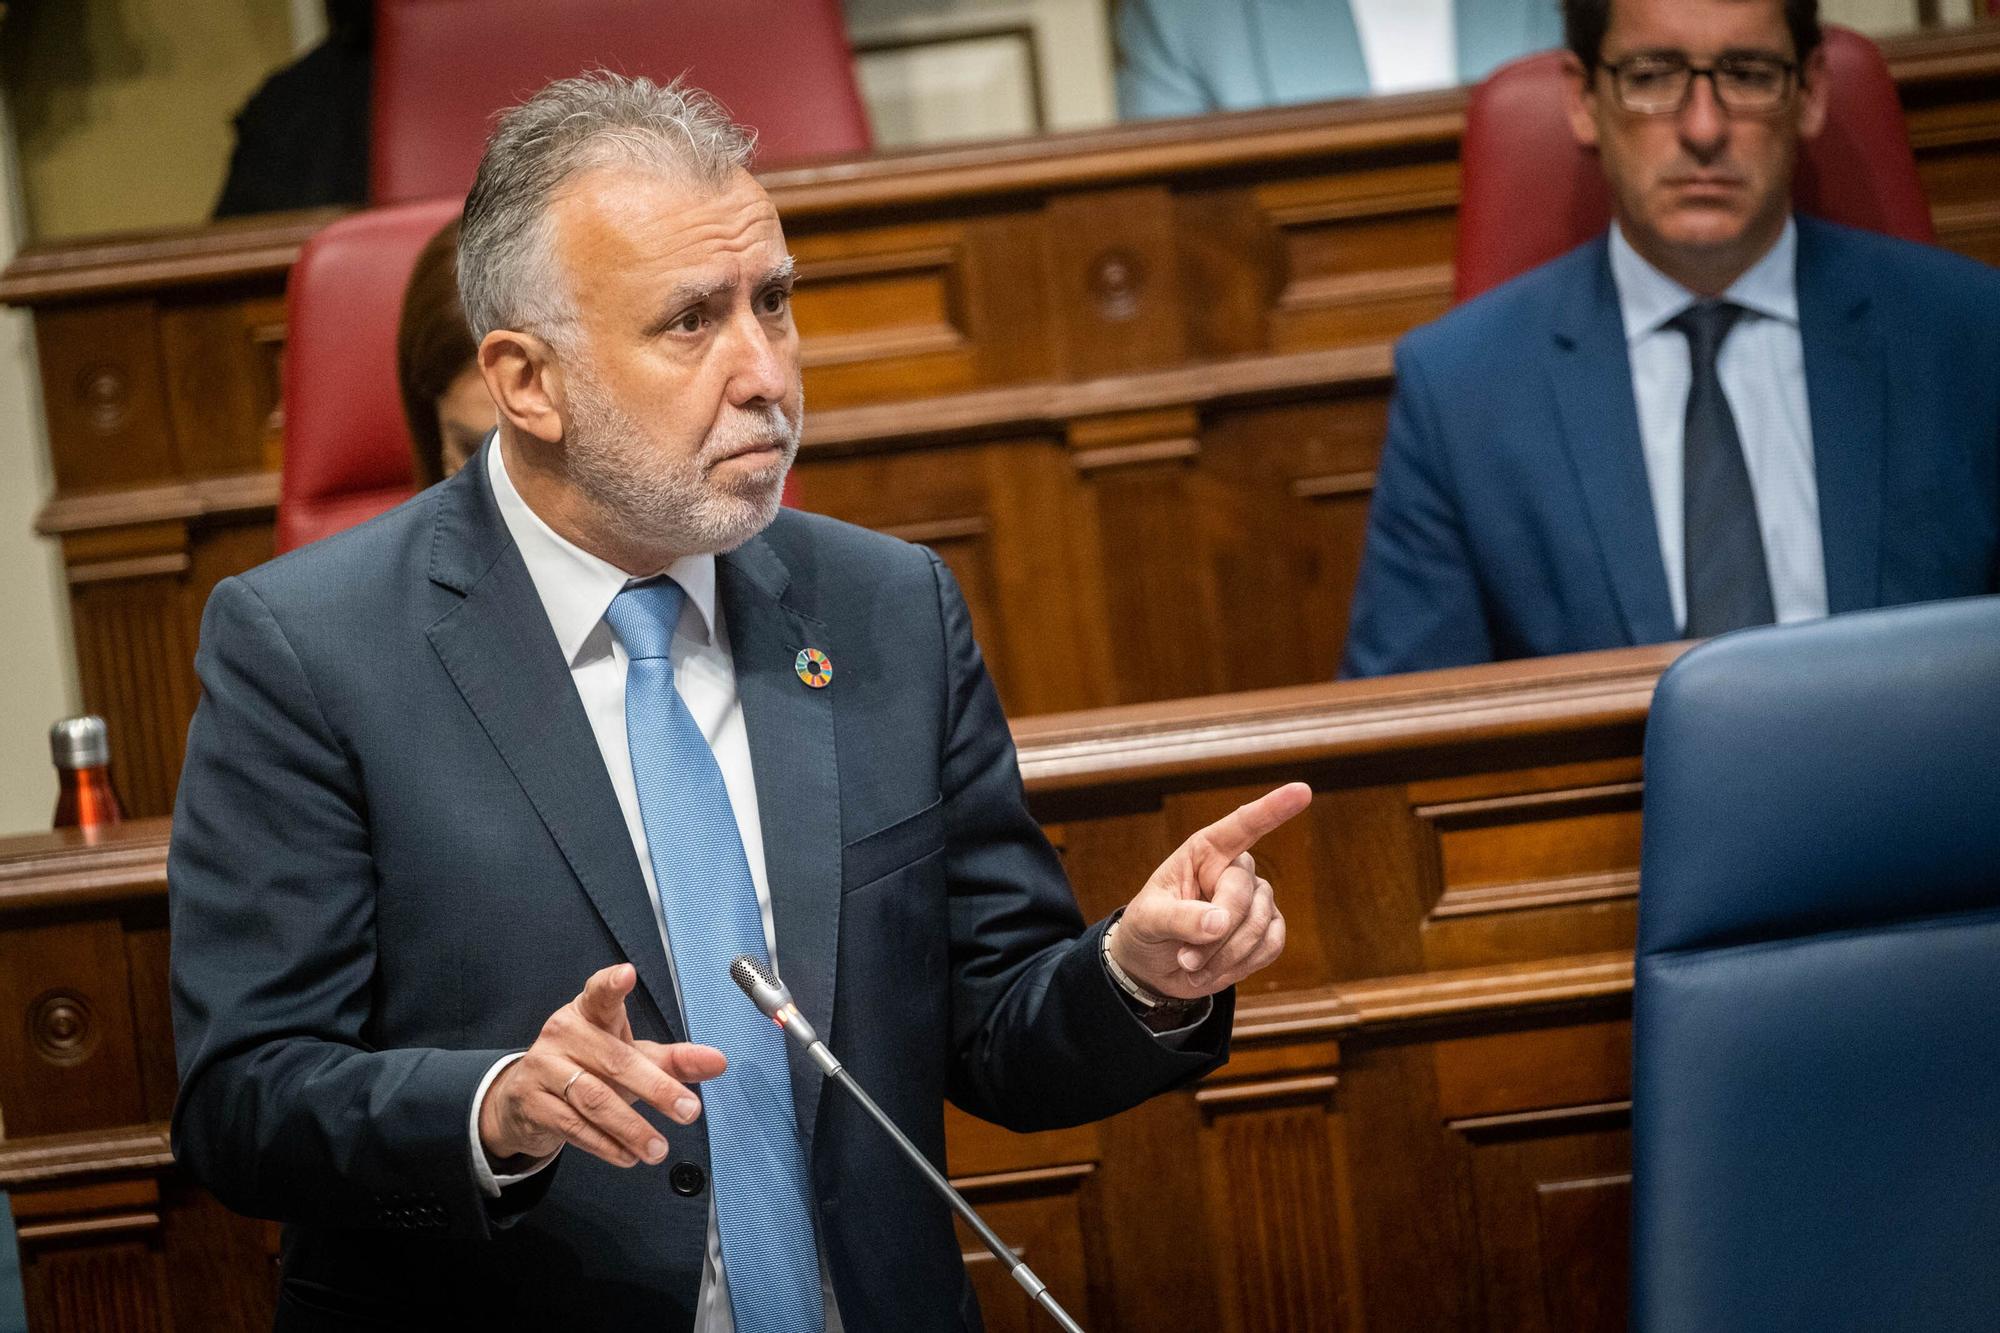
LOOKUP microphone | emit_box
[730,956,1088,1333]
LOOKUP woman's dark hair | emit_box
[1563,0,1821,70]
[396,219,478,487]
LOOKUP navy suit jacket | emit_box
[1342,217,2000,677]
[168,450,1230,1331]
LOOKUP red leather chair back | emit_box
[1455,26,1934,302]
[369,0,872,205]
[277,197,461,554]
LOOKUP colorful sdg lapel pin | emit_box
[795,647,833,689]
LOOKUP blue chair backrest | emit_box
[1632,596,2000,1331]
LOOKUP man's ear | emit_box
[478,328,565,445]
[1562,51,1603,150]
[1795,42,1830,142]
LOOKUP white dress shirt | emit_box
[1609,218,1828,633]
[1351,0,1457,94]
[470,437,843,1332]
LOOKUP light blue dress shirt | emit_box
[1609,218,1829,633]
[1115,0,1565,118]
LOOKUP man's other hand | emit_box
[478,963,727,1169]
[1109,783,1313,1000]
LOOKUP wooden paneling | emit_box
[1195,1072,1361,1332]
[0,917,147,1139]
[0,646,1680,1331]
[8,27,1998,818]
[955,1164,1098,1333]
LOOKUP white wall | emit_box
[2,0,294,239]
[0,99,81,838]
[1821,0,1947,33]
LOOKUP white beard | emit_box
[560,366,801,560]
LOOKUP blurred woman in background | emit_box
[396,219,495,484]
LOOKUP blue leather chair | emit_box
[0,1194,23,1333]
[1631,596,2000,1331]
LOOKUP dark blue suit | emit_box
[1342,217,2000,677]
[168,450,1229,1330]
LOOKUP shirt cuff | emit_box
[470,1051,561,1198]
[1142,996,1214,1046]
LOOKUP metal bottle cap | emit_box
[50,716,111,770]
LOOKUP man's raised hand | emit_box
[1109,783,1313,1000]
[478,963,726,1169]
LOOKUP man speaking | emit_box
[167,74,1309,1331]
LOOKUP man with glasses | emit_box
[1341,0,2000,677]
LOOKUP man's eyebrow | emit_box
[653,257,798,320]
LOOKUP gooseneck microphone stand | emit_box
[729,956,1088,1333]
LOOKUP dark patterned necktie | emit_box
[1671,301,1775,638]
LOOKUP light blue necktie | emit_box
[605,579,824,1333]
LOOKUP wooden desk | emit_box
[3,25,1997,821]
[0,644,1678,1332]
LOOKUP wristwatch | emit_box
[1103,916,1202,1031]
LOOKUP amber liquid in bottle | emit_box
[51,716,124,835]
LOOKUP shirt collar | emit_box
[485,434,719,665]
[1609,215,1799,343]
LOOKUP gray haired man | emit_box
[168,73,1308,1331]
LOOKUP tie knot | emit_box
[605,579,687,662]
[1668,300,1747,366]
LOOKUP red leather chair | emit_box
[369,0,872,205]
[1455,26,1933,302]
[277,197,461,554]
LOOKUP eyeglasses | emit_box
[1600,53,1798,115]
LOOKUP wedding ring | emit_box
[560,1069,586,1103]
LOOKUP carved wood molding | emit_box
[1447,1100,1633,1143]
[1013,643,1682,794]
[1231,952,1635,1044]
[801,342,1392,458]
[1413,779,1646,824]
[14,1211,163,1243]
[0,1123,174,1189]
[36,471,279,538]
[1194,1073,1341,1112]
[0,821,170,914]
[0,209,345,306]
[27,345,1389,540]
[951,1161,1096,1199]
[66,554,192,587]
[1290,470,1377,501]
[1884,21,2000,86]
[879,516,992,546]
[1428,868,1640,921]
[759,95,1467,220]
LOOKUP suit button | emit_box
[669,1162,707,1197]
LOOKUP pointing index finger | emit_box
[1190,783,1312,866]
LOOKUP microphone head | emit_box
[730,954,792,1018]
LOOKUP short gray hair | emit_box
[457,72,757,342]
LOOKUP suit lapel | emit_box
[1548,240,1680,644]
[719,530,841,1146]
[1797,220,1886,614]
[423,453,681,1039]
